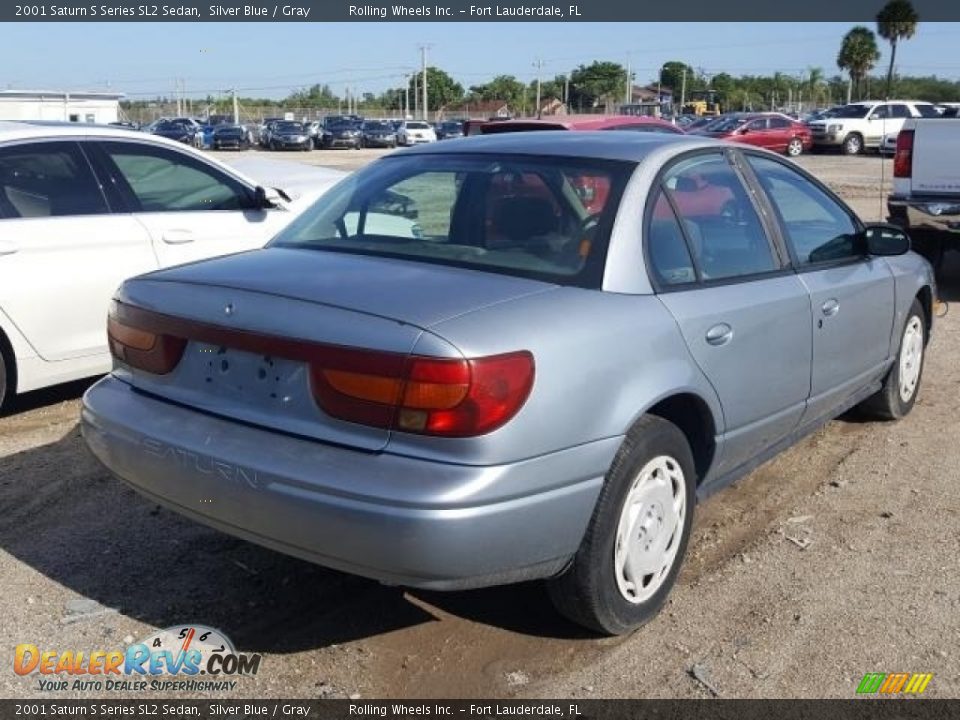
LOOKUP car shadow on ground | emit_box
[0,426,586,653]
[1,378,97,417]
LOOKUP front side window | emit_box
[746,155,860,265]
[649,153,777,282]
[0,141,107,218]
[271,154,633,288]
[100,141,252,212]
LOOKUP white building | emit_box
[0,90,123,124]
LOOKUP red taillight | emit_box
[894,130,914,179]
[311,350,534,437]
[107,302,186,374]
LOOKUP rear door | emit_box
[646,150,812,479]
[93,140,288,268]
[0,140,156,361]
[767,116,793,153]
[743,153,895,422]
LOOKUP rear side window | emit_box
[769,117,791,129]
[890,104,911,119]
[100,141,252,212]
[915,104,940,118]
[647,191,696,286]
[0,141,107,218]
[649,153,777,282]
[746,155,860,266]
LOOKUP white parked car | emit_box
[0,121,344,407]
[807,100,940,155]
[397,121,437,146]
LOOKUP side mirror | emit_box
[738,127,750,134]
[253,186,272,209]
[865,224,910,256]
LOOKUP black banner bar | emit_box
[4,0,960,21]
[2,700,960,720]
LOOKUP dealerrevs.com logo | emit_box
[14,625,261,693]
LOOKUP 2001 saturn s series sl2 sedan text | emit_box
[82,132,935,634]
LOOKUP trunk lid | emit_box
[116,248,554,451]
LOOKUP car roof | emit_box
[0,119,163,143]
[396,130,717,162]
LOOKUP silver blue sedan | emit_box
[82,132,935,634]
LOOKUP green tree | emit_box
[469,74,526,109]
[569,61,628,111]
[837,26,881,100]
[407,67,464,113]
[659,61,695,94]
[877,0,919,98]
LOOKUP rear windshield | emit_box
[405,122,431,130]
[271,153,634,288]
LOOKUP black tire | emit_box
[0,349,9,411]
[842,133,863,155]
[911,231,946,274]
[860,298,926,420]
[547,415,696,635]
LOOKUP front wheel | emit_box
[786,137,804,157]
[860,298,926,420]
[547,415,696,635]
[842,133,863,155]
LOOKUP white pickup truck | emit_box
[887,116,960,269]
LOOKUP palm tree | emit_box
[837,26,881,101]
[806,67,825,107]
[877,0,919,98]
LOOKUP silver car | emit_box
[82,132,935,635]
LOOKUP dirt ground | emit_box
[1,148,957,701]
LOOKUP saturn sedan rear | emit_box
[82,132,935,635]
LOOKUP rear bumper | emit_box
[81,377,612,590]
[888,196,960,237]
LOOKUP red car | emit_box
[690,112,812,156]
[476,114,684,135]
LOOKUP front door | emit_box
[744,153,895,422]
[95,140,287,268]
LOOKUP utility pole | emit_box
[419,45,429,121]
[231,88,239,124]
[624,54,631,106]
[680,67,687,110]
[413,73,419,118]
[403,74,410,118]
[564,73,570,109]
[533,58,544,118]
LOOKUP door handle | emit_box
[0,240,19,256]
[705,323,734,346]
[161,230,195,245]
[821,299,840,317]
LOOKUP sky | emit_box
[2,22,960,99]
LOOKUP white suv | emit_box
[808,100,939,155]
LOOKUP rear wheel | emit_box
[547,415,695,635]
[861,299,926,420]
[786,137,804,157]
[842,133,863,155]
